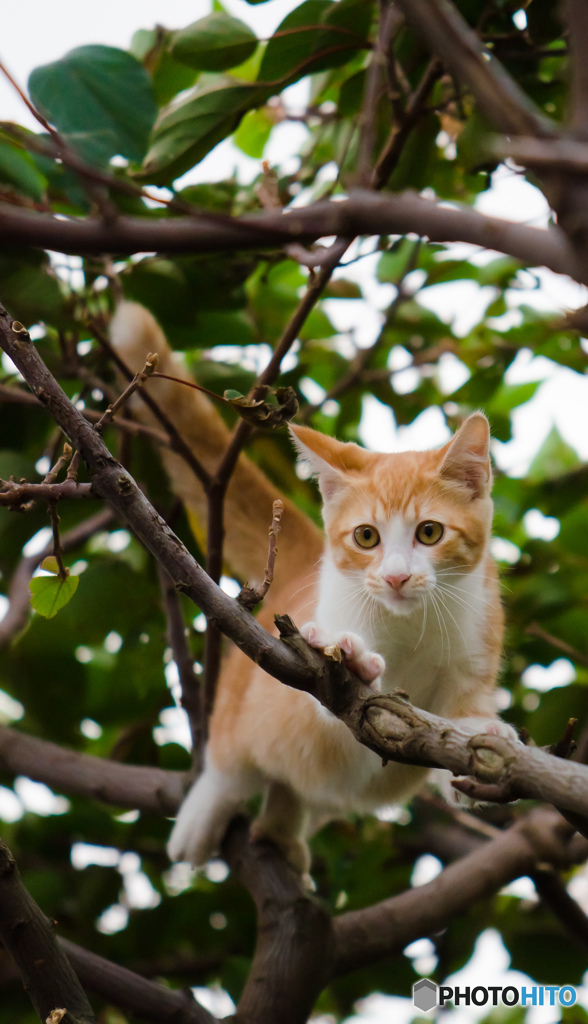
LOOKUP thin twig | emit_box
[43,443,73,483]
[526,621,588,669]
[301,238,421,421]
[0,478,94,507]
[48,504,68,580]
[357,1,404,185]
[66,449,82,481]
[91,323,212,490]
[157,564,204,773]
[96,352,159,432]
[238,500,285,610]
[372,57,443,189]
[0,508,114,648]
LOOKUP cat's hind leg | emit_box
[250,781,311,877]
[168,757,260,867]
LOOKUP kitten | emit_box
[168,414,516,875]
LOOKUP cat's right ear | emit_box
[289,425,365,500]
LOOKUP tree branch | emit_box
[332,807,587,974]
[222,817,335,1024]
[0,479,94,507]
[395,0,557,138]
[0,838,96,1024]
[157,563,204,773]
[525,622,588,670]
[60,938,217,1024]
[0,192,575,279]
[563,0,588,139]
[238,500,284,610]
[0,725,186,816]
[356,1,404,186]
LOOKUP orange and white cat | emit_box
[110,302,515,876]
[167,414,516,874]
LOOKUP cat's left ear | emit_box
[440,413,491,499]
[289,424,367,500]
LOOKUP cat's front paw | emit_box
[300,622,385,690]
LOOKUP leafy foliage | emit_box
[0,1,587,1022]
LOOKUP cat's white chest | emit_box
[315,555,490,717]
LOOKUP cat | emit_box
[110,302,516,877]
[167,416,517,874]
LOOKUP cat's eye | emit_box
[354,525,380,549]
[416,520,444,545]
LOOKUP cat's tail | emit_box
[109,301,323,601]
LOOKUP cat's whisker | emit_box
[413,594,428,652]
[436,581,498,613]
[435,587,475,672]
[428,590,450,666]
[436,586,501,642]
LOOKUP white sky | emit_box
[2,6,588,1022]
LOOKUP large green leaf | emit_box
[258,0,372,87]
[171,14,258,72]
[28,46,157,167]
[141,81,264,183]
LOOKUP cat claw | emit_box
[300,622,385,689]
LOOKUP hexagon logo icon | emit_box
[413,978,438,1013]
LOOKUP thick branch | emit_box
[396,0,556,138]
[332,807,585,974]
[0,838,96,1024]
[222,817,335,1024]
[60,938,217,1024]
[0,725,186,816]
[0,193,575,278]
[337,688,588,826]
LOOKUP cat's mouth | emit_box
[379,588,423,616]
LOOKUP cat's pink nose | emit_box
[385,573,411,591]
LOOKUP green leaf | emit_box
[28,46,157,167]
[142,81,264,184]
[172,14,258,72]
[233,107,274,157]
[0,140,47,201]
[131,27,199,107]
[258,0,371,88]
[487,381,541,416]
[527,426,581,482]
[30,574,79,619]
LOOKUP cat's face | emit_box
[290,415,494,618]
